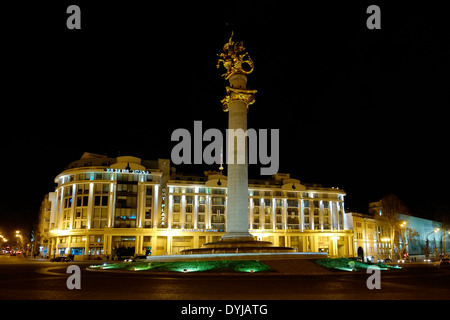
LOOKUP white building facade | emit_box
[41,153,354,260]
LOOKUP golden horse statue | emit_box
[217,32,255,80]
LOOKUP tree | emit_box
[377,194,410,261]
[403,227,420,257]
[434,205,450,257]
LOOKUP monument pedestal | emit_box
[181,238,295,255]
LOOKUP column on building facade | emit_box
[194,194,198,229]
[337,201,342,230]
[206,195,211,229]
[108,182,115,228]
[249,198,254,229]
[180,194,186,229]
[84,235,89,257]
[302,235,308,252]
[327,200,332,230]
[137,182,145,228]
[87,182,94,229]
[153,185,159,228]
[260,196,265,230]
[167,235,173,255]
[331,201,337,230]
[168,194,173,229]
[313,235,318,253]
[299,199,304,231]
[66,235,71,256]
[103,234,110,257]
[193,235,199,248]
[271,198,276,230]
[56,237,60,256]
[150,236,157,255]
[70,184,76,229]
[57,188,62,230]
[136,235,143,255]
[319,199,324,232]
[349,235,354,256]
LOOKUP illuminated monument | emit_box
[217,32,256,242]
[182,33,293,254]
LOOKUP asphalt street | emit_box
[1,254,449,300]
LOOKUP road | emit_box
[1,254,449,301]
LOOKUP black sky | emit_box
[2,1,449,235]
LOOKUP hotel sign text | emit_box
[105,168,150,175]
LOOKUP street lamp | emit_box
[399,221,408,258]
[439,230,450,258]
[425,228,440,260]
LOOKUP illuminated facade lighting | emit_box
[37,152,354,260]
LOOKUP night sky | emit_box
[2,1,449,236]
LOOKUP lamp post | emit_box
[381,237,390,261]
[439,230,450,258]
[425,228,440,260]
[15,230,23,252]
[399,221,407,258]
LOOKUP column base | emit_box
[221,232,254,242]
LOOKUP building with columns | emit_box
[38,152,354,260]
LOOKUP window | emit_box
[212,206,224,215]
[77,184,89,195]
[212,196,225,205]
[288,192,298,198]
[212,188,225,195]
[114,179,138,228]
[212,215,225,223]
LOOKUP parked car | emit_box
[120,255,133,262]
[440,258,450,268]
[132,255,148,262]
[122,255,148,262]
[50,256,71,262]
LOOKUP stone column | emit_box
[221,74,254,241]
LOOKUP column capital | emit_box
[221,86,257,112]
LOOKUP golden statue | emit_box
[217,32,255,80]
